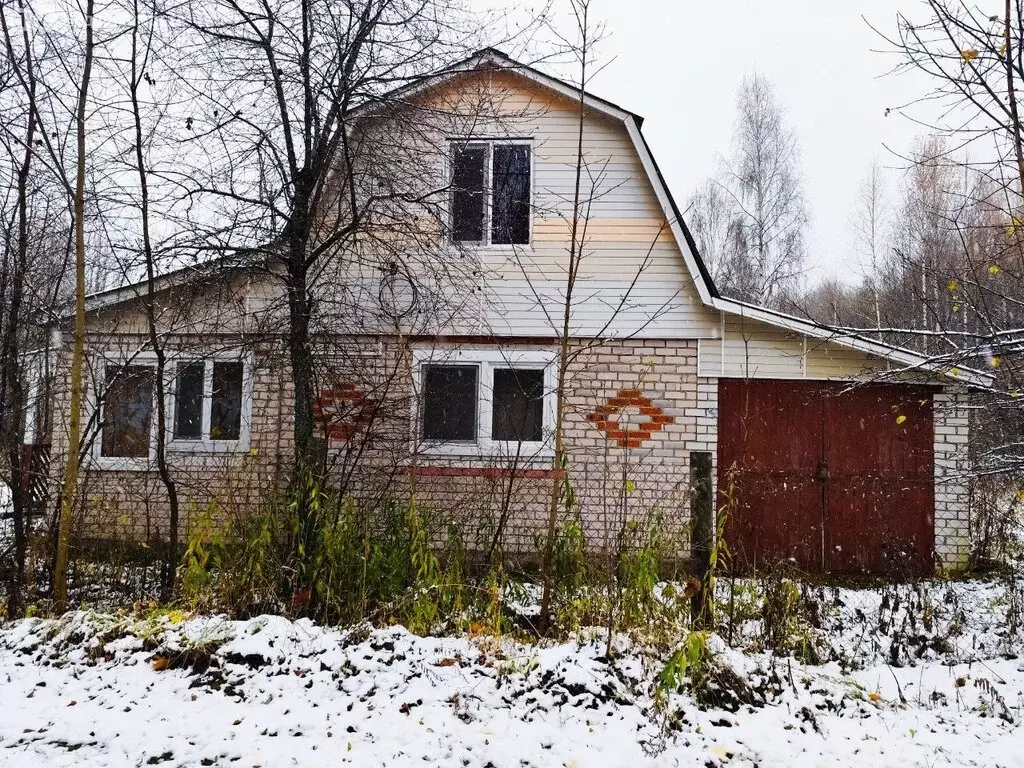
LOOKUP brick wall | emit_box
[933,388,972,571]
[360,338,714,560]
[45,328,971,573]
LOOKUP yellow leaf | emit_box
[1017,489,1024,501]
[1001,43,1008,56]
[991,356,1001,368]
[896,415,907,425]
[624,479,637,494]
[961,49,979,61]
[1012,390,1020,398]
[989,264,1002,276]
[947,279,959,292]
[869,691,882,702]
[953,302,961,313]
[951,367,961,376]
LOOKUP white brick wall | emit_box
[933,388,972,571]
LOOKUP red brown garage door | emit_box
[717,380,935,576]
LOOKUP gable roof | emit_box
[72,47,992,388]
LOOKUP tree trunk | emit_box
[538,4,589,634]
[129,0,180,601]
[53,0,95,614]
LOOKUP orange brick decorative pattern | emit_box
[314,384,376,442]
[585,388,675,449]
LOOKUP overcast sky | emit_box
[474,0,939,287]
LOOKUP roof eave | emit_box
[712,296,994,388]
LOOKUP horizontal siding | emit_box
[697,315,891,380]
[385,71,704,337]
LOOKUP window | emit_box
[211,361,244,440]
[173,362,204,440]
[415,349,553,455]
[449,141,531,246]
[92,355,252,467]
[101,365,155,458]
[421,365,478,441]
[491,368,544,442]
[171,359,247,445]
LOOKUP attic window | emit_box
[449,141,531,246]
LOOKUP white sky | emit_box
[474,0,939,287]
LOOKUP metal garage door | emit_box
[717,380,935,576]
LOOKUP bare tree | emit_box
[145,0,530,599]
[0,0,37,617]
[685,179,741,288]
[52,0,96,614]
[687,73,808,307]
[0,0,97,612]
[853,160,890,332]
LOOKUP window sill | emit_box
[405,465,563,480]
[167,439,250,454]
[417,440,553,461]
[87,456,153,473]
[87,447,257,472]
[451,242,535,254]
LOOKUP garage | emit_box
[717,379,935,576]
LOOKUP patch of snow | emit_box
[0,599,1021,767]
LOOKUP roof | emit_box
[71,47,992,388]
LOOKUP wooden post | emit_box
[690,451,714,628]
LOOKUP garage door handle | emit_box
[815,461,830,482]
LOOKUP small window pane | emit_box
[101,365,154,458]
[173,362,204,439]
[422,365,477,441]
[211,361,243,440]
[491,368,544,442]
[491,144,530,245]
[451,145,486,243]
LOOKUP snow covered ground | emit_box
[0,577,1022,768]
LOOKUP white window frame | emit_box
[412,347,556,458]
[447,138,534,249]
[88,350,254,471]
[89,356,160,471]
[166,355,254,454]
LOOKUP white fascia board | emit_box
[353,50,635,126]
[711,296,993,388]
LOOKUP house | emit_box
[37,49,989,575]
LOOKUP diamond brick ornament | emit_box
[585,389,675,449]
[314,384,376,442]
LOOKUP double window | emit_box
[97,356,251,463]
[450,141,531,246]
[415,349,554,455]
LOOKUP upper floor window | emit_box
[450,141,531,246]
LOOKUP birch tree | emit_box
[687,74,808,307]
